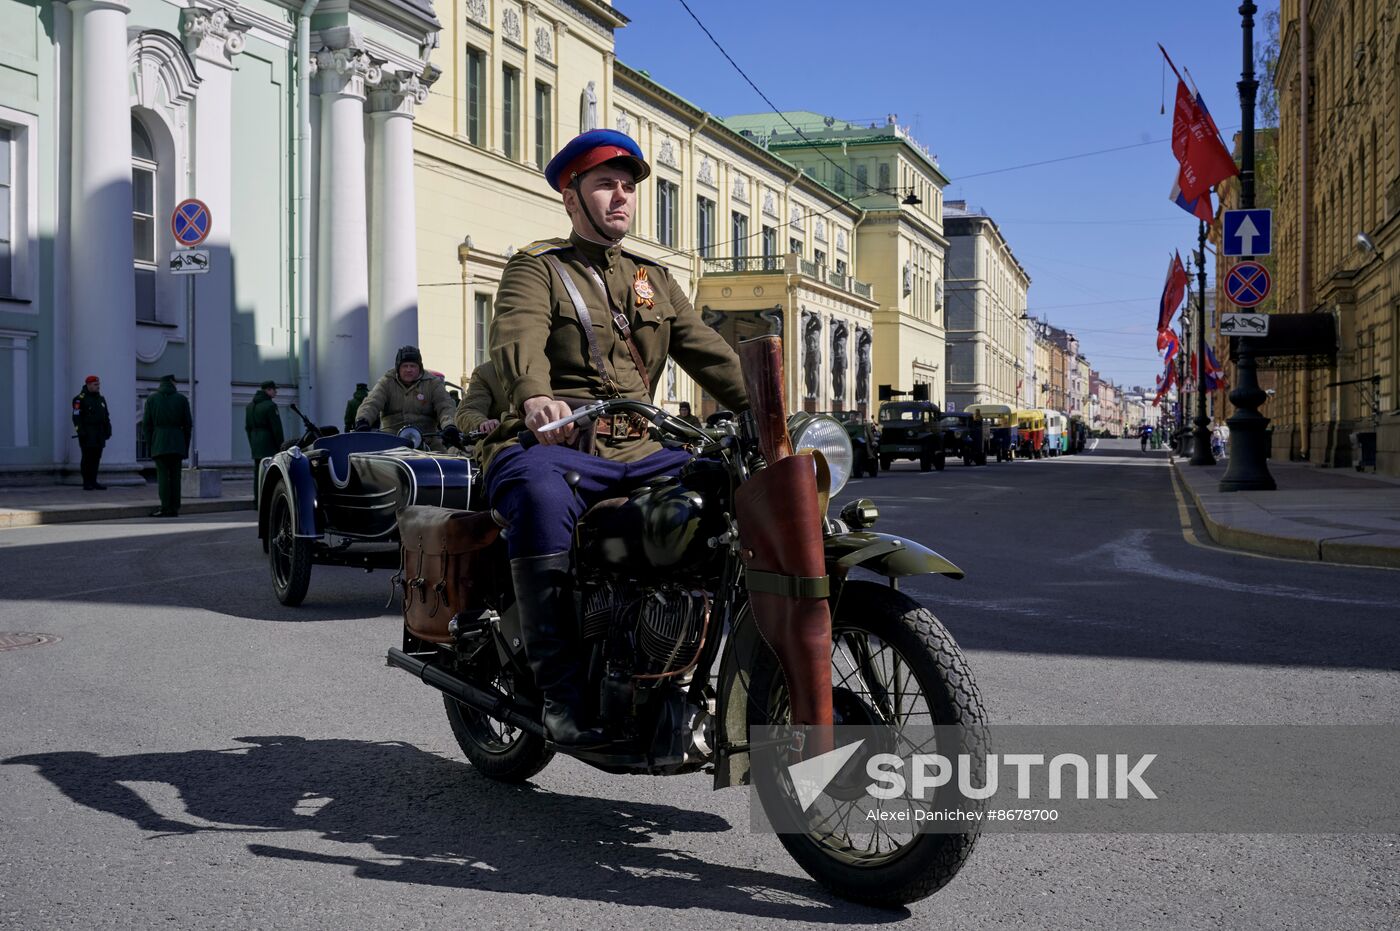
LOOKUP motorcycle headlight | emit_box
[788,413,854,498]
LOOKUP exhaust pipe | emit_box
[386,648,546,739]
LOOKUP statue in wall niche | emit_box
[666,359,677,400]
[757,307,783,338]
[831,320,848,400]
[802,311,822,400]
[856,327,872,405]
[580,81,598,131]
[902,260,913,296]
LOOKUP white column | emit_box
[182,7,246,465]
[64,0,137,467]
[313,44,376,427]
[367,72,427,375]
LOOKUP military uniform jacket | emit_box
[344,389,368,433]
[245,390,285,460]
[143,382,192,459]
[454,360,509,433]
[72,388,112,448]
[483,232,748,470]
[356,370,456,434]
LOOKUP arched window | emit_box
[132,116,157,320]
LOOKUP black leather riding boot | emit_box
[510,553,606,749]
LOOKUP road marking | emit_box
[1072,528,1395,604]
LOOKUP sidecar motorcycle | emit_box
[384,338,988,907]
[255,405,474,606]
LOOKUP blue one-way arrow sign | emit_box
[1223,208,1272,257]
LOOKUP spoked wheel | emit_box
[750,580,987,907]
[444,658,554,782]
[268,483,312,606]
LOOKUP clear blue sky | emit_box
[615,0,1276,390]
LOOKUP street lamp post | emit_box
[1220,0,1277,490]
[1175,270,1190,456]
[1190,219,1216,464]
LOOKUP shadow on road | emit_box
[3,522,394,624]
[4,736,901,923]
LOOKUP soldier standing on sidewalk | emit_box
[143,375,192,518]
[245,380,284,468]
[344,382,369,434]
[72,375,112,490]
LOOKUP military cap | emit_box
[545,129,651,192]
[260,379,277,390]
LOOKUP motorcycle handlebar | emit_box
[537,398,714,443]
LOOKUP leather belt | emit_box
[595,413,648,440]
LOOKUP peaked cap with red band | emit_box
[545,129,651,192]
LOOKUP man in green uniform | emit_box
[245,379,284,500]
[344,382,369,434]
[72,375,112,490]
[143,375,192,518]
[482,129,748,746]
[453,359,508,436]
[353,346,464,451]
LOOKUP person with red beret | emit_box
[478,129,749,748]
[72,375,112,490]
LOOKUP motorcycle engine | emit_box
[582,581,708,676]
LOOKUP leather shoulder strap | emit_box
[583,267,653,395]
[543,254,618,396]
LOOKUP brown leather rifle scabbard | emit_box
[735,337,834,758]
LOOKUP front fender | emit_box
[257,448,320,541]
[824,530,964,580]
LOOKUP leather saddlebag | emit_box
[396,505,501,643]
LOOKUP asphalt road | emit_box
[1,439,1397,929]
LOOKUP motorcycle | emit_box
[385,336,987,906]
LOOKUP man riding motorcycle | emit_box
[355,345,464,451]
[481,129,749,747]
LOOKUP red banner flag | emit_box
[1172,80,1238,201]
[1156,252,1189,335]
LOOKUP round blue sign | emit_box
[171,198,211,247]
[1224,261,1271,308]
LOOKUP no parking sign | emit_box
[171,198,211,248]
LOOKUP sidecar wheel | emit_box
[750,581,987,907]
[443,666,554,783]
[268,483,312,606]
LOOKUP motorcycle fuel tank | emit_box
[575,478,719,575]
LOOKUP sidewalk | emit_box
[1172,457,1400,569]
[0,479,255,528]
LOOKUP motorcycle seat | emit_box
[312,432,409,487]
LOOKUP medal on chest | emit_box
[417,394,425,401]
[632,267,656,309]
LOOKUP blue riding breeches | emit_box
[485,442,694,559]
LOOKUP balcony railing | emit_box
[701,255,785,274]
[701,252,875,302]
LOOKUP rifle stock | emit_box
[738,336,793,463]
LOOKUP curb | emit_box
[0,497,255,529]
[1170,462,1400,569]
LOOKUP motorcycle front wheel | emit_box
[750,579,987,907]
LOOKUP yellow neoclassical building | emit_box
[411,0,946,417]
[1265,0,1400,473]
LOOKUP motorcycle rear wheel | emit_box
[751,580,986,907]
[444,661,554,783]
